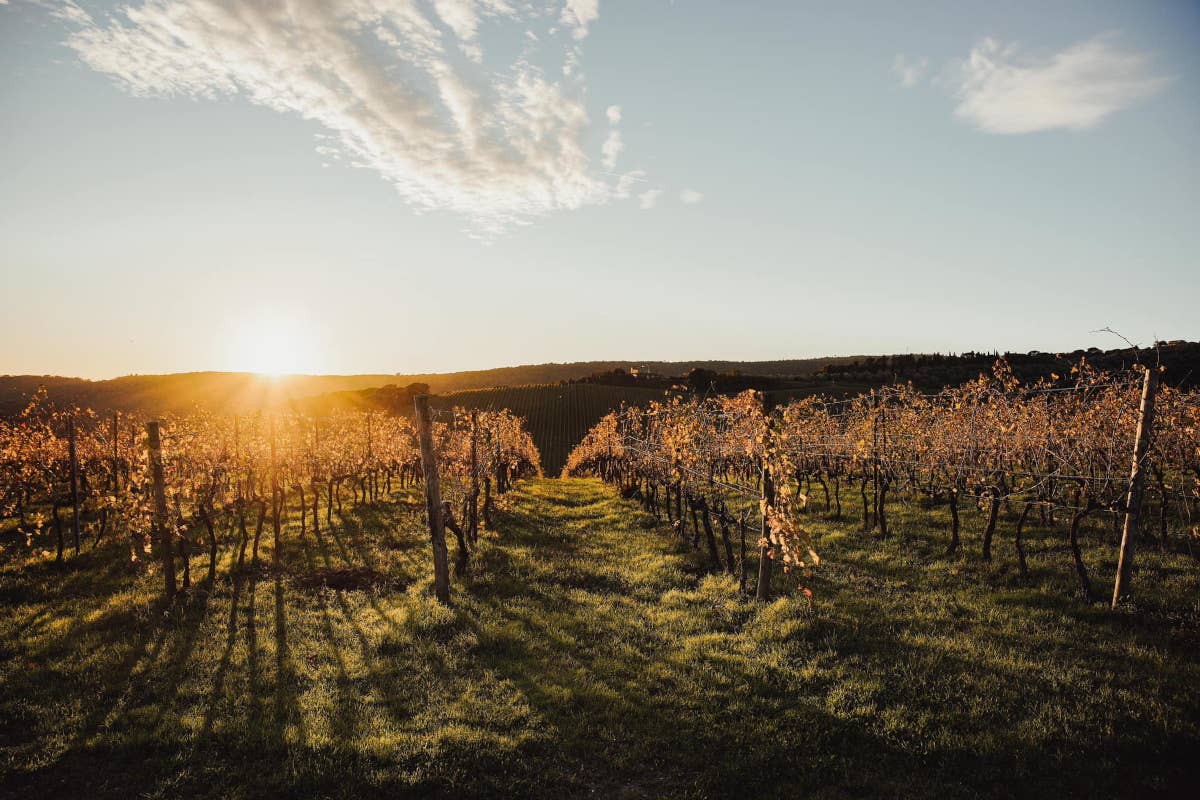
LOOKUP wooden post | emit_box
[365,412,373,501]
[68,415,81,555]
[1112,366,1158,609]
[111,412,120,493]
[414,395,451,604]
[870,390,880,533]
[271,417,281,570]
[146,421,175,601]
[494,436,504,495]
[738,510,748,594]
[469,411,480,541]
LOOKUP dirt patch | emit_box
[293,566,400,593]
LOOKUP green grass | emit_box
[1,479,1198,798]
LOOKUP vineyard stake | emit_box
[146,420,175,602]
[469,410,479,542]
[871,390,880,533]
[271,417,281,570]
[68,414,80,555]
[1112,366,1158,609]
[414,395,451,604]
[111,412,120,493]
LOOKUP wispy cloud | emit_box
[950,34,1168,134]
[680,188,703,205]
[638,189,661,210]
[560,0,599,40]
[51,0,632,235]
[892,54,927,88]
[601,130,624,170]
[613,169,646,202]
[28,0,90,23]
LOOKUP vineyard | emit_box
[1,360,1199,797]
[566,360,1200,607]
[0,389,540,602]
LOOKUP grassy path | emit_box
[1,478,1198,798]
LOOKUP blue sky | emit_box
[2,0,1197,378]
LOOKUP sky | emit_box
[1,0,1198,379]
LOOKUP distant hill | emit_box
[3,343,1196,421]
[353,357,868,395]
[0,358,863,417]
[808,341,1200,393]
[0,372,403,417]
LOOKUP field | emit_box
[432,383,666,475]
[2,477,1197,798]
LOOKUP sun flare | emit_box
[231,315,313,377]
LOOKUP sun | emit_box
[231,315,314,376]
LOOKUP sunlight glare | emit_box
[231,314,314,376]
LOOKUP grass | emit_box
[0,478,1198,798]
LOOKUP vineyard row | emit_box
[565,360,1200,608]
[1,389,542,602]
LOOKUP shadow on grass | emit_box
[3,478,1199,799]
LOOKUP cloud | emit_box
[431,0,482,42]
[638,189,661,209]
[601,102,622,168]
[601,130,623,170]
[680,188,704,204]
[951,34,1168,134]
[613,169,645,199]
[52,0,629,235]
[892,54,927,88]
[560,0,599,40]
[29,0,90,23]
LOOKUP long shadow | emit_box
[2,606,53,643]
[63,607,170,751]
[0,557,178,753]
[245,572,263,726]
[142,586,214,732]
[200,568,247,738]
[461,482,926,796]
[297,513,359,744]
[313,590,360,745]
[511,480,1200,796]
[328,506,382,571]
[272,571,305,748]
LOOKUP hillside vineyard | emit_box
[3,358,1199,610]
[566,360,1200,607]
[0,393,541,600]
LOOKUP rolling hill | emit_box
[0,357,864,417]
